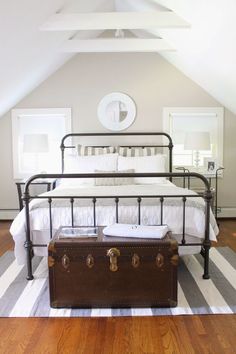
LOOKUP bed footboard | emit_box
[22,171,213,280]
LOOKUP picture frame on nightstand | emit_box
[204,157,218,174]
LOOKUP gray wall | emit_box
[0,53,235,215]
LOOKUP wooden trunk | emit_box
[48,226,179,308]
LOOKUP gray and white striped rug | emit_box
[0,247,236,317]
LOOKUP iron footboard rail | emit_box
[23,172,212,280]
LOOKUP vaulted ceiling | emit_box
[0,0,235,118]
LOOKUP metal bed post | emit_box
[202,188,212,279]
[60,141,65,173]
[23,185,34,280]
[168,138,173,182]
[177,171,212,279]
[215,167,224,220]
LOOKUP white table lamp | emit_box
[184,132,211,168]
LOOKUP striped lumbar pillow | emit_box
[77,145,115,156]
[117,146,160,157]
[95,169,135,186]
[94,170,116,186]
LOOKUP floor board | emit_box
[0,220,236,354]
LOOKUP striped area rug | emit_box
[0,247,236,317]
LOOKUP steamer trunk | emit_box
[48,227,178,308]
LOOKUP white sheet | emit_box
[10,181,219,264]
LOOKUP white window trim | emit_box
[163,107,224,169]
[12,108,72,179]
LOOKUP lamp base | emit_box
[194,150,200,169]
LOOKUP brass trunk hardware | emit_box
[48,256,55,268]
[48,243,56,253]
[156,253,164,268]
[170,254,179,266]
[86,254,94,269]
[169,240,178,252]
[107,248,120,272]
[62,254,70,270]
[132,253,140,268]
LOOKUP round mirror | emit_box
[98,92,136,131]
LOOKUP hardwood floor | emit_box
[214,219,236,251]
[0,220,236,354]
[0,221,14,257]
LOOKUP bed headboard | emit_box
[60,132,173,174]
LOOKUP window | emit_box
[163,107,224,170]
[12,108,71,179]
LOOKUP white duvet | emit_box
[10,181,219,264]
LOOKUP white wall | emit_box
[0,53,235,217]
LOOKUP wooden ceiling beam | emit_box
[61,38,175,52]
[41,12,190,31]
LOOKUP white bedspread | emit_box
[10,181,219,264]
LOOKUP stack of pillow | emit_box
[61,145,166,187]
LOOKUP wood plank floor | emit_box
[0,220,236,354]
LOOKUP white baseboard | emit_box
[217,208,236,218]
[0,210,18,220]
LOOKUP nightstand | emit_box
[175,167,224,220]
[16,179,56,211]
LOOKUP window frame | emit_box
[12,108,72,179]
[163,107,224,170]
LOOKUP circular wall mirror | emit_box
[97,92,136,131]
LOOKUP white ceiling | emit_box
[0,0,235,118]
[0,0,112,118]
[150,0,236,116]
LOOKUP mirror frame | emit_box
[97,92,136,131]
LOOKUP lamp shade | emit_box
[184,132,211,150]
[23,134,49,153]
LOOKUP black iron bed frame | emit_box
[23,132,212,280]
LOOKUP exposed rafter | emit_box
[40,12,190,31]
[62,38,175,52]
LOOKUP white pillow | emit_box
[118,155,166,184]
[61,153,118,187]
